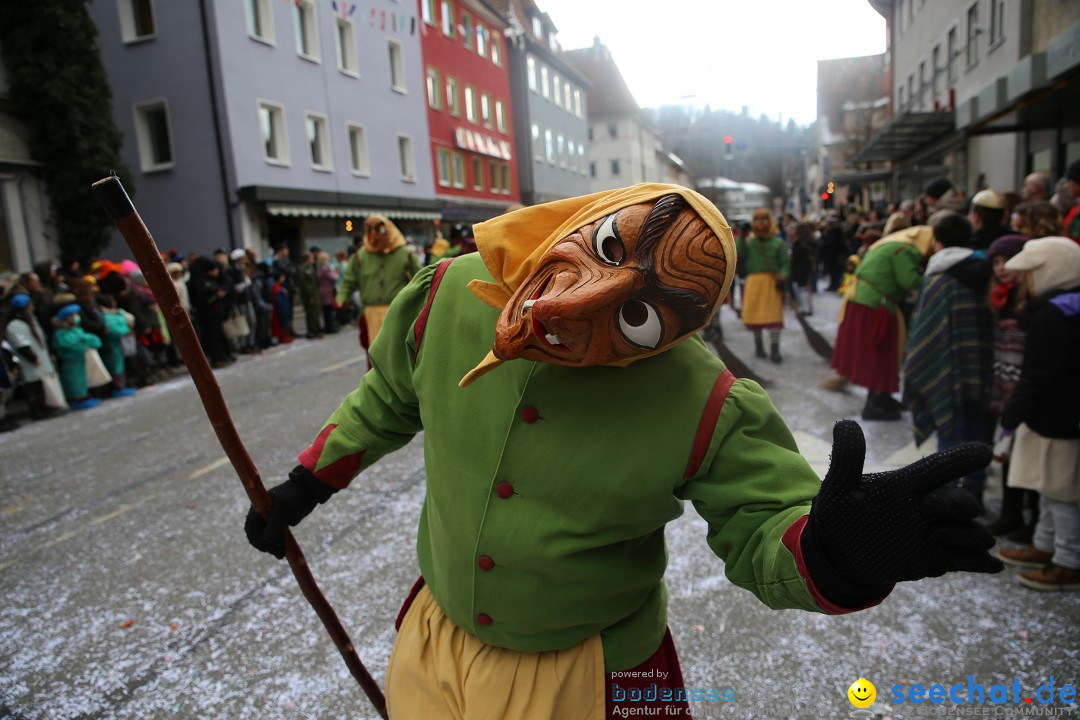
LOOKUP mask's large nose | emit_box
[531,269,636,337]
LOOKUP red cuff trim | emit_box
[297,424,365,490]
[412,258,454,364]
[781,516,884,615]
[684,369,736,479]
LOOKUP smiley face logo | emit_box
[847,678,876,708]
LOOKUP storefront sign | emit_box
[454,127,512,161]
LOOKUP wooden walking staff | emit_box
[91,175,388,720]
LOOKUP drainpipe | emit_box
[197,0,238,250]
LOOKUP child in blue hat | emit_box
[51,303,104,410]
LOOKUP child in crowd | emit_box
[984,235,1039,542]
[51,303,103,410]
[4,293,59,419]
[995,237,1080,591]
[98,293,137,398]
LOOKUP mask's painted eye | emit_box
[592,213,625,266]
[618,299,663,349]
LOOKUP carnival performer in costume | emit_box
[734,208,788,362]
[246,184,1001,719]
[335,214,421,353]
[827,225,936,420]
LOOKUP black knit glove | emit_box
[245,465,337,559]
[802,420,1003,607]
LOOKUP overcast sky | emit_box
[535,0,886,126]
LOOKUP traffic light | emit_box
[723,135,733,160]
[821,182,835,208]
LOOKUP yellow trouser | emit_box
[386,585,605,719]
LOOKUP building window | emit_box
[490,161,510,195]
[907,74,915,109]
[540,66,549,99]
[422,0,436,25]
[531,16,543,39]
[989,0,1005,47]
[590,161,596,178]
[461,11,473,49]
[347,123,370,175]
[480,93,492,128]
[472,156,484,191]
[117,0,156,43]
[544,129,553,164]
[567,139,576,172]
[398,134,415,181]
[607,123,617,139]
[336,17,358,75]
[898,85,906,111]
[947,26,958,84]
[245,0,275,44]
[436,147,451,186]
[966,2,979,68]
[532,124,542,161]
[578,144,585,173]
[495,100,507,133]
[527,56,537,92]
[553,75,562,107]
[388,39,406,92]
[897,0,905,34]
[464,85,477,123]
[295,0,320,61]
[451,151,466,188]
[557,134,565,167]
[258,101,289,165]
[574,89,582,117]
[476,24,487,57]
[305,113,332,170]
[446,76,460,116]
[426,67,442,110]
[441,0,454,38]
[610,159,620,176]
[564,84,572,112]
[918,60,926,107]
[132,99,173,172]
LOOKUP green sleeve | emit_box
[299,263,440,488]
[675,379,822,612]
[893,245,925,294]
[335,253,359,306]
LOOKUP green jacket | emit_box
[302,254,828,671]
[851,240,925,314]
[734,234,790,278]
[52,325,103,400]
[335,246,420,308]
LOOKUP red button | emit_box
[496,482,514,499]
[478,556,494,570]
[520,406,540,423]
[477,613,493,626]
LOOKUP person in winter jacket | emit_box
[3,293,61,420]
[297,251,322,339]
[97,293,137,398]
[903,211,994,507]
[316,251,339,334]
[983,235,1040,542]
[51,303,103,410]
[245,184,1002,718]
[994,237,1080,591]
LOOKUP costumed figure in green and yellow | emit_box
[246,184,1001,719]
[829,226,936,420]
[734,207,789,363]
[336,215,420,356]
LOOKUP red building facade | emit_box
[419,0,520,224]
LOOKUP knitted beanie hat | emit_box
[987,234,1028,261]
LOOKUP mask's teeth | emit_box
[522,299,536,312]
[545,333,562,346]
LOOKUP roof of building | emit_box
[561,38,644,120]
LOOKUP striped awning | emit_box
[266,203,442,221]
